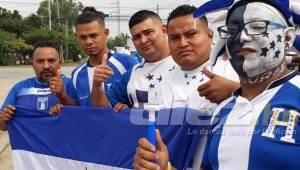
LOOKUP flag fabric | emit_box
[7,106,209,170]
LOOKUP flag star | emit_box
[149,83,155,89]
[157,75,162,82]
[262,32,269,38]
[184,73,188,78]
[277,35,282,42]
[146,73,154,81]
[274,50,281,58]
[270,41,275,49]
[260,47,269,57]
[186,82,190,85]
[192,75,197,79]
[199,78,204,82]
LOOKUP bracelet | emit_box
[166,161,171,170]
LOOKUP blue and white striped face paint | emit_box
[226,3,290,83]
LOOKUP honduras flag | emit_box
[7,106,209,170]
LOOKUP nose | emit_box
[86,37,93,45]
[179,37,189,48]
[239,29,252,43]
[43,61,50,69]
[140,35,148,44]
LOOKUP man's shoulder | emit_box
[14,77,37,88]
[111,51,137,63]
[71,62,88,77]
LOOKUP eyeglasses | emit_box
[217,20,286,39]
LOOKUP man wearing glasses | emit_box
[132,0,300,169]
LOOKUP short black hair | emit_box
[226,0,291,26]
[129,10,162,28]
[76,6,106,27]
[167,4,208,27]
[33,40,59,53]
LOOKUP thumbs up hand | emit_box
[50,69,66,98]
[93,54,114,87]
[197,67,240,103]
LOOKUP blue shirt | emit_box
[71,50,138,106]
[202,71,300,170]
[1,75,78,112]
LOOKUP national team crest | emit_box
[37,97,49,110]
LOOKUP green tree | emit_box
[107,33,130,49]
[24,14,44,30]
[37,0,83,30]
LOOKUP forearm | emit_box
[57,94,77,106]
[91,85,110,107]
[0,121,7,131]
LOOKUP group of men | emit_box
[1,0,300,169]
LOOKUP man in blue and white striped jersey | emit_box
[72,7,138,106]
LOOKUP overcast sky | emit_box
[1,0,297,39]
[0,0,212,37]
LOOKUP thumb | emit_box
[101,54,108,65]
[155,129,166,151]
[203,67,214,79]
[56,69,61,78]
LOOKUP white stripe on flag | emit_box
[13,150,130,170]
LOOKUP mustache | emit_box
[41,70,55,76]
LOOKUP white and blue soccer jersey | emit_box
[158,61,216,112]
[106,56,177,108]
[71,50,138,106]
[1,75,78,112]
[202,71,300,170]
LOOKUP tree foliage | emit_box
[108,33,130,49]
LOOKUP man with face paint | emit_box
[133,5,239,170]
[132,0,300,170]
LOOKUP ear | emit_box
[161,24,167,34]
[105,28,109,37]
[207,29,213,38]
[283,27,296,49]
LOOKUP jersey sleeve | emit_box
[106,69,132,107]
[63,76,79,102]
[126,55,139,69]
[1,84,18,110]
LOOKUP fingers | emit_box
[56,69,61,78]
[101,54,108,65]
[113,103,128,112]
[93,65,114,86]
[203,67,214,79]
[133,138,159,170]
[49,104,63,116]
[0,105,16,122]
[197,83,210,97]
[155,129,166,151]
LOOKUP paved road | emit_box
[0,65,76,170]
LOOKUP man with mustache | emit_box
[0,40,78,131]
[72,7,138,106]
[92,8,239,111]
[91,10,177,110]
[132,5,239,169]
[134,0,300,169]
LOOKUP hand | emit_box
[113,103,129,112]
[93,54,114,87]
[0,105,16,130]
[198,67,240,103]
[50,69,66,98]
[133,129,169,170]
[49,104,63,116]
